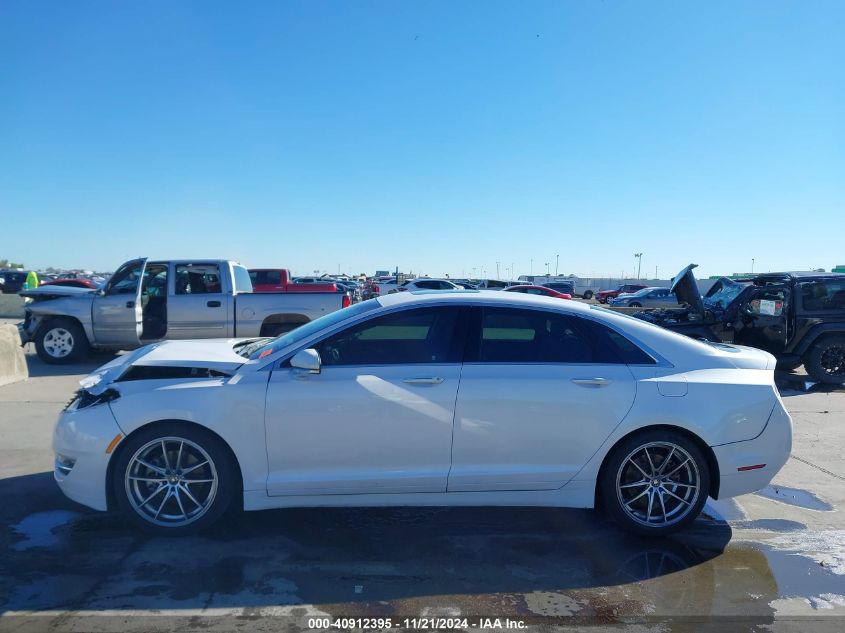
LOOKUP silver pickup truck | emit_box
[20,258,351,364]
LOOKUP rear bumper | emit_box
[712,401,793,499]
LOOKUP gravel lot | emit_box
[1,327,844,632]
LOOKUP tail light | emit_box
[342,294,351,308]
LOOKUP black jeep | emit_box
[634,264,845,384]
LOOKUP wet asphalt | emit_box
[1,339,844,632]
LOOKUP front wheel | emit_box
[113,423,237,534]
[583,290,593,300]
[600,431,710,536]
[805,336,845,384]
[34,318,89,364]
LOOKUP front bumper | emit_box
[53,398,124,511]
[712,401,793,499]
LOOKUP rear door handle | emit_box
[207,300,221,307]
[571,378,610,388]
[402,377,445,385]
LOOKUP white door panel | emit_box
[449,363,636,491]
[265,364,460,495]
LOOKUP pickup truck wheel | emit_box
[583,290,593,300]
[113,423,237,535]
[805,337,845,384]
[35,318,89,364]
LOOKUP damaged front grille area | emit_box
[116,366,230,381]
[64,388,120,411]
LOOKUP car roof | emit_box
[376,288,592,313]
[755,271,845,281]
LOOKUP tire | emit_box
[34,318,89,364]
[600,429,710,536]
[776,358,803,372]
[629,302,642,308]
[112,422,238,535]
[583,290,594,301]
[804,336,845,384]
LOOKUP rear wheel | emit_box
[113,423,237,534]
[583,290,594,300]
[600,430,709,536]
[805,336,845,384]
[34,318,89,364]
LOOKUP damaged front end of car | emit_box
[632,264,752,341]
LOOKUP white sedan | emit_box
[53,291,792,535]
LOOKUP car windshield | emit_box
[237,299,381,360]
[704,282,746,308]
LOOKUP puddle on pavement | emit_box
[11,510,81,550]
[754,484,834,511]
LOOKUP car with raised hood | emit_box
[634,264,845,383]
[53,290,791,536]
[20,258,351,365]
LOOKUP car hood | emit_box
[670,264,704,315]
[80,338,246,395]
[20,285,95,299]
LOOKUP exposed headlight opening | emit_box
[65,388,121,411]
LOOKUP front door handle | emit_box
[571,378,610,388]
[126,301,134,308]
[207,300,221,307]
[402,377,445,385]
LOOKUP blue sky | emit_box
[1,1,843,278]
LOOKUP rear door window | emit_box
[801,280,845,312]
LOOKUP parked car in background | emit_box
[0,270,32,294]
[541,281,576,296]
[610,287,678,308]
[20,258,351,364]
[391,278,461,293]
[504,285,571,299]
[53,290,792,536]
[248,269,338,294]
[634,264,845,383]
[451,279,479,289]
[595,284,648,304]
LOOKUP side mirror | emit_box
[290,348,321,374]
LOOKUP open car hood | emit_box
[79,339,245,395]
[670,263,704,315]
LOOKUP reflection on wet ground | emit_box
[1,472,845,630]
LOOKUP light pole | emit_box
[751,258,755,273]
[545,262,550,276]
[634,253,643,280]
[555,254,559,276]
[496,261,500,279]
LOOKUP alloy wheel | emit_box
[43,327,74,358]
[125,436,218,527]
[820,345,845,377]
[615,442,700,528]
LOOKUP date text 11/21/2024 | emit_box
[307,617,527,629]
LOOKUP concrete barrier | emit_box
[0,324,27,387]
[0,294,25,319]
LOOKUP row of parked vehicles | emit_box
[16,258,845,384]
